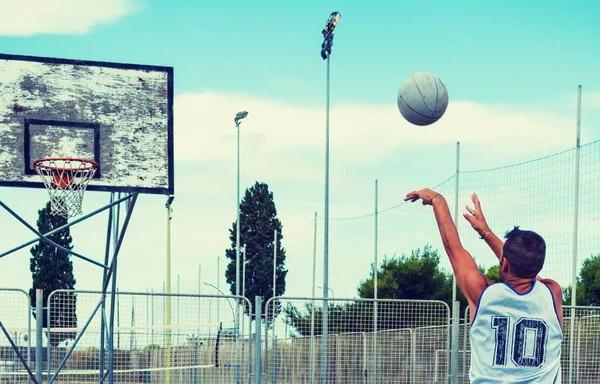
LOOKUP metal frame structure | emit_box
[0,192,138,383]
[0,52,174,383]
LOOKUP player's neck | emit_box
[502,276,536,294]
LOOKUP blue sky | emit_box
[1,0,599,304]
[4,1,599,105]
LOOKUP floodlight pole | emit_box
[234,111,248,384]
[165,195,174,384]
[236,121,241,302]
[320,11,340,384]
[234,111,248,303]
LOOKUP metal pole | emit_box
[242,245,247,297]
[109,193,124,384]
[35,289,43,384]
[130,298,135,350]
[217,256,221,326]
[373,179,379,383]
[117,288,121,350]
[310,212,317,384]
[450,301,460,384]
[452,142,460,302]
[236,121,241,301]
[321,43,331,384]
[233,111,247,384]
[450,142,460,384]
[235,120,242,384]
[151,287,155,345]
[254,296,262,384]
[569,85,582,384]
[99,193,114,381]
[242,244,246,338]
[273,230,277,299]
[165,197,174,384]
[27,296,31,383]
[374,181,379,292]
[198,264,204,334]
[320,13,339,382]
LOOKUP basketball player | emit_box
[404,188,563,383]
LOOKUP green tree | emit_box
[358,245,457,303]
[285,245,472,336]
[225,182,287,326]
[563,254,600,306]
[29,201,78,347]
[484,265,500,283]
[284,246,505,336]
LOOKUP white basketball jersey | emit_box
[469,281,563,383]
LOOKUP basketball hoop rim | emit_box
[33,157,98,172]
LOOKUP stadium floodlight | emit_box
[322,12,341,37]
[234,111,248,125]
[321,12,341,60]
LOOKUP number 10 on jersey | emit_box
[492,316,548,368]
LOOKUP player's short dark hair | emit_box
[502,226,546,278]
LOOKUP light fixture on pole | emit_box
[321,12,341,60]
[320,11,340,384]
[203,282,236,324]
[317,286,335,298]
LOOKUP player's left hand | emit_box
[463,193,490,236]
[404,188,441,206]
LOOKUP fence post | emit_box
[271,334,277,384]
[373,180,379,384]
[450,301,460,384]
[36,289,43,384]
[452,141,461,302]
[362,332,367,384]
[410,329,416,384]
[462,307,469,384]
[569,84,582,384]
[254,296,262,384]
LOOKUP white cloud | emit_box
[0,0,143,36]
[175,91,577,181]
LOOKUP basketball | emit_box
[397,72,449,126]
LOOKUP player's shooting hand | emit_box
[463,193,490,236]
[404,188,442,206]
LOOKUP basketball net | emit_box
[33,158,98,218]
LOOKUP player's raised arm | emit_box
[463,193,504,260]
[404,188,489,307]
[404,189,468,262]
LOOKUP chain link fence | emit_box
[265,297,450,383]
[0,290,599,383]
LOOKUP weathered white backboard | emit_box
[0,53,174,194]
